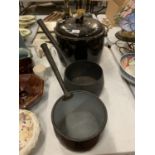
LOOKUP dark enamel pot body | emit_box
[54,16,105,64]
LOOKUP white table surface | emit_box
[107,27,135,96]
[97,14,135,96]
[24,14,135,155]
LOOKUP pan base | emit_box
[65,111,99,139]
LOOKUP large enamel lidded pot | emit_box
[54,14,105,64]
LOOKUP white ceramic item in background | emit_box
[107,27,121,45]
[19,28,31,38]
[19,20,36,28]
[31,44,63,78]
[38,21,57,32]
[33,64,47,81]
[19,109,40,155]
[33,39,51,58]
[19,15,36,22]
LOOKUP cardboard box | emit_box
[106,0,129,26]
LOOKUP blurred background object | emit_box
[105,0,129,26]
[19,0,108,15]
[114,0,135,42]
[115,0,135,32]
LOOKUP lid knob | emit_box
[77,9,85,17]
[75,9,85,24]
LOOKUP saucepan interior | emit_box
[64,61,104,95]
[52,91,107,150]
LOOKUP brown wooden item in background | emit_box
[19,57,34,74]
[106,0,129,26]
[19,74,44,109]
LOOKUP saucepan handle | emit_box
[37,19,69,66]
[41,43,72,99]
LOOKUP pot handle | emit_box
[41,43,72,99]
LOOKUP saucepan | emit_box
[37,19,104,96]
[41,43,108,151]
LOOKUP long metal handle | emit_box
[37,19,69,66]
[41,43,72,99]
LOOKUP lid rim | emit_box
[55,17,105,38]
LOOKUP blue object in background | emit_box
[19,32,32,59]
[119,12,135,32]
[19,32,26,48]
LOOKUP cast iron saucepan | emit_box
[37,19,104,96]
[41,43,107,151]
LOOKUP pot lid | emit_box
[55,16,104,38]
